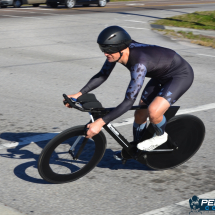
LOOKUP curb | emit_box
[150,24,215,37]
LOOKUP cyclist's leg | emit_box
[134,99,148,124]
[148,96,170,135]
[138,71,194,151]
[133,79,161,142]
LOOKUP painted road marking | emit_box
[2,15,21,18]
[22,16,42,19]
[0,9,14,11]
[113,102,215,127]
[124,20,147,23]
[1,15,42,19]
[139,190,215,215]
[126,3,145,6]
[121,26,150,30]
[0,132,59,150]
[0,103,215,150]
[18,7,56,10]
[0,201,24,215]
[197,53,215,58]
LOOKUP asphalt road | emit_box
[1,1,215,215]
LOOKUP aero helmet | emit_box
[97,26,132,54]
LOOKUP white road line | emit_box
[124,20,147,23]
[139,190,215,215]
[1,10,35,13]
[1,15,42,19]
[0,103,215,150]
[42,13,59,15]
[0,9,14,11]
[197,53,215,58]
[18,7,56,10]
[0,132,59,150]
[121,26,150,30]
[126,3,145,6]
[177,103,215,115]
[0,202,24,215]
[8,10,37,13]
[22,17,42,19]
[2,15,21,18]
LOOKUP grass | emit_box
[153,11,215,30]
[155,29,215,49]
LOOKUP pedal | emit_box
[122,159,127,165]
[113,152,122,161]
[121,148,132,160]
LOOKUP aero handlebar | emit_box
[63,94,90,112]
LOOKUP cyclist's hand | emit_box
[64,92,82,108]
[86,118,106,138]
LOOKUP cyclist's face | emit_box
[104,52,120,62]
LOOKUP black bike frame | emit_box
[63,94,180,158]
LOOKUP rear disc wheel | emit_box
[145,114,205,170]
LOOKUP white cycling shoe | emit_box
[137,132,168,151]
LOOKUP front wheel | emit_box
[65,0,75,8]
[38,125,107,184]
[98,0,106,7]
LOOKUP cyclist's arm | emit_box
[102,64,147,123]
[80,60,116,94]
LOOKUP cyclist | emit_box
[65,25,194,152]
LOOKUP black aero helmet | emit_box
[97,26,132,54]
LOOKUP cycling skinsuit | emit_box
[80,41,194,123]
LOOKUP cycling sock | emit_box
[133,121,147,142]
[152,115,167,136]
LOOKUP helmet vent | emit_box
[108,34,116,40]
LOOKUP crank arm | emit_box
[74,137,88,160]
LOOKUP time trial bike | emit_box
[37,93,205,184]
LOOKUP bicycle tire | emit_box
[38,125,106,184]
[145,114,205,170]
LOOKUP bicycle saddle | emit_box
[77,93,104,109]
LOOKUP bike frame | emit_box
[63,94,180,162]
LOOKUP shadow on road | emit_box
[0,132,153,184]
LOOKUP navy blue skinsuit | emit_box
[80,41,194,123]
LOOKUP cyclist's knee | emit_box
[148,105,164,123]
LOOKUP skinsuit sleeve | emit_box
[80,60,116,94]
[102,63,147,124]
